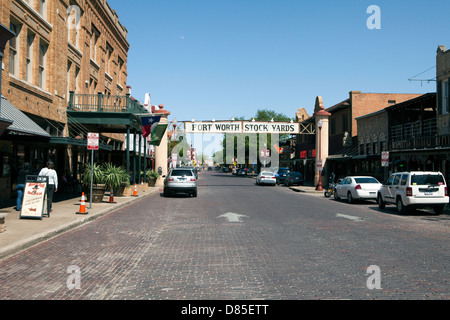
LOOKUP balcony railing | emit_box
[391,118,437,141]
[67,92,147,114]
[390,133,450,151]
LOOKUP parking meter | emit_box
[157,166,163,176]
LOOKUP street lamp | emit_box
[171,117,177,168]
[316,119,323,191]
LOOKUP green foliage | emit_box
[146,170,159,180]
[103,163,129,190]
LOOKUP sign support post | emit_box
[87,133,99,209]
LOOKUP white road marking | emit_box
[336,213,364,222]
[218,212,248,222]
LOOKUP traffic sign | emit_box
[381,151,389,167]
[316,159,323,171]
[87,133,99,150]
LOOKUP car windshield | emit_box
[411,174,445,186]
[171,170,193,177]
[278,168,289,173]
[354,177,379,184]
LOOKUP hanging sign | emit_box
[185,121,299,134]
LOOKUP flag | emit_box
[149,124,168,146]
[141,116,161,138]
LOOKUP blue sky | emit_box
[108,0,448,156]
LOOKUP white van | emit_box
[377,171,449,215]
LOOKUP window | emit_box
[9,21,20,76]
[68,3,81,48]
[90,25,100,62]
[117,56,124,84]
[106,42,113,75]
[39,41,48,89]
[400,174,408,186]
[89,78,97,95]
[393,174,401,185]
[26,32,35,83]
[74,66,80,94]
[67,61,72,100]
[40,0,47,19]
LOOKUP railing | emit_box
[390,118,437,140]
[68,92,147,114]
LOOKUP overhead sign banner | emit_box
[185,121,299,134]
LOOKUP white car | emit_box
[256,171,276,186]
[334,176,382,203]
[377,171,449,215]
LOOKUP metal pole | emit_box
[90,149,93,208]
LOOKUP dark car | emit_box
[284,172,304,186]
[276,167,290,185]
[238,168,247,176]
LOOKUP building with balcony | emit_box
[0,0,149,203]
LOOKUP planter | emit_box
[86,184,106,203]
[147,177,157,187]
[114,182,129,196]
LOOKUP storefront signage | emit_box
[20,180,47,220]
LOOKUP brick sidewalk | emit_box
[0,187,160,261]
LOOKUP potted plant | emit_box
[82,163,106,203]
[146,170,159,187]
[103,164,129,196]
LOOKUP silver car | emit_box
[163,168,198,197]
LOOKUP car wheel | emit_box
[396,198,407,214]
[192,190,197,197]
[347,192,354,204]
[334,189,340,201]
[163,189,169,197]
[377,194,385,209]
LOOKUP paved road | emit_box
[0,170,449,302]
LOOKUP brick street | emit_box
[0,170,449,302]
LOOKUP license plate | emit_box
[424,191,433,195]
[178,178,186,181]
[369,192,376,195]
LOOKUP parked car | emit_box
[334,176,382,203]
[284,172,304,186]
[163,168,197,197]
[377,171,449,215]
[275,167,290,185]
[238,169,247,176]
[256,171,276,186]
[222,167,230,173]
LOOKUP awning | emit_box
[0,95,51,138]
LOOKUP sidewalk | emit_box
[0,187,160,261]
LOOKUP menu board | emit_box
[20,179,47,220]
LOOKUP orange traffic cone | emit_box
[76,192,88,214]
[109,189,116,203]
[132,183,138,197]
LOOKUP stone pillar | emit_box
[154,104,170,187]
[314,96,331,189]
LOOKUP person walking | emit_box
[39,161,58,214]
[16,162,31,211]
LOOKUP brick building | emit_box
[295,91,423,186]
[0,0,130,203]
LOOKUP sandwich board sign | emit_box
[20,176,48,220]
